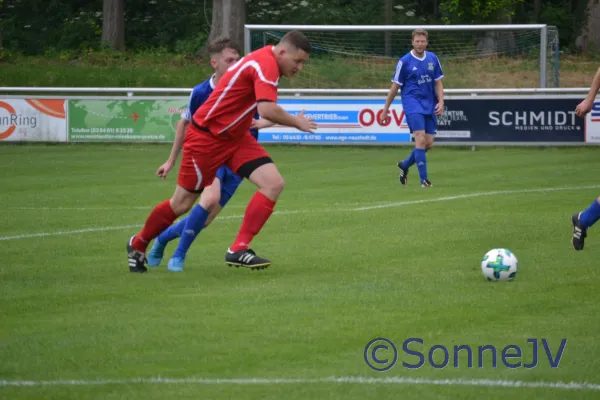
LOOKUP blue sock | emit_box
[172,204,210,259]
[157,217,187,244]
[580,198,600,229]
[401,149,416,169]
[414,148,428,182]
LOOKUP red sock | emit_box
[132,200,177,252]
[231,191,276,252]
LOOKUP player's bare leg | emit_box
[198,180,222,225]
[425,133,434,151]
[248,163,285,201]
[225,163,284,270]
[170,185,203,214]
[204,204,223,227]
[127,186,199,273]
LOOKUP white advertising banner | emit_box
[258,97,412,144]
[0,99,67,142]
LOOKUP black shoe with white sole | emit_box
[397,161,409,185]
[225,248,271,270]
[571,212,587,251]
[127,236,148,273]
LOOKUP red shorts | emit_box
[177,124,270,193]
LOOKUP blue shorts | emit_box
[215,166,243,207]
[406,113,437,135]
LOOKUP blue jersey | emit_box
[392,51,443,115]
[182,74,259,139]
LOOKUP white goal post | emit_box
[244,24,558,90]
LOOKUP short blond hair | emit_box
[412,29,428,40]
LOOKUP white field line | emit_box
[0,211,304,241]
[0,225,142,241]
[0,376,599,391]
[8,206,153,211]
[6,204,249,211]
[352,184,600,211]
[1,185,598,242]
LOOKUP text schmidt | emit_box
[489,110,578,129]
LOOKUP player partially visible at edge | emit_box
[126,31,317,273]
[571,66,600,250]
[379,28,444,187]
[146,37,274,272]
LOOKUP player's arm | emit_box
[433,55,445,116]
[257,102,316,133]
[434,79,444,116]
[250,117,276,130]
[381,59,405,124]
[156,118,188,179]
[169,118,188,163]
[253,62,316,133]
[380,82,401,124]
[576,66,600,117]
[156,90,196,179]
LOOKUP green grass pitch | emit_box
[1,144,599,399]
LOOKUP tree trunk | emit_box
[203,0,246,56]
[533,0,541,22]
[101,0,124,51]
[477,8,516,56]
[577,0,600,53]
[0,0,4,53]
[384,0,393,57]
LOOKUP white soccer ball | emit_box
[480,248,518,281]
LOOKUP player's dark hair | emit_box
[279,30,312,54]
[207,36,241,56]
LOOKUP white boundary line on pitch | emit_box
[0,225,142,241]
[0,376,599,391]
[4,204,249,211]
[5,206,154,211]
[0,211,304,242]
[1,184,599,242]
[352,184,600,211]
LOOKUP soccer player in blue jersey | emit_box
[571,66,600,250]
[147,37,273,271]
[380,28,444,187]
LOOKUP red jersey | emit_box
[192,45,280,139]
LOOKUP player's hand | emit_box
[379,108,390,124]
[250,118,273,130]
[295,109,318,133]
[156,160,174,179]
[575,99,593,117]
[250,119,260,130]
[435,102,444,116]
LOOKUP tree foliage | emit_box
[0,0,596,56]
[439,0,524,24]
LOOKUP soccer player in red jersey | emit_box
[127,31,317,272]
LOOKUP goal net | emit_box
[245,25,560,90]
